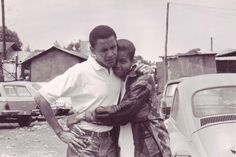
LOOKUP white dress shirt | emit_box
[39,56,122,132]
[119,79,134,157]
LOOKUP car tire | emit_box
[18,116,32,127]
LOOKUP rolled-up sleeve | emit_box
[39,65,80,104]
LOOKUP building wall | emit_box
[167,55,216,81]
[30,49,85,82]
[156,62,164,92]
[216,60,236,73]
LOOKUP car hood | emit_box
[192,122,236,157]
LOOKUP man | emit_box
[35,25,122,157]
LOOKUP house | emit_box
[0,42,21,81]
[21,46,88,82]
[0,42,21,58]
[215,49,236,73]
[155,61,164,92]
[159,50,216,90]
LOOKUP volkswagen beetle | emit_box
[164,74,236,157]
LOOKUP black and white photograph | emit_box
[0,0,236,157]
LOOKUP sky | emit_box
[2,0,236,61]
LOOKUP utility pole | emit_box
[0,0,6,81]
[15,52,18,81]
[164,2,170,85]
[210,37,213,52]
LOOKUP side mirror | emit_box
[161,101,171,119]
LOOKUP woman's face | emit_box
[114,50,132,80]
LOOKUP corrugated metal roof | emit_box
[22,46,88,63]
[159,52,216,59]
[8,51,32,62]
[216,56,236,60]
[216,49,236,57]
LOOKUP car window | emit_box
[171,89,179,120]
[32,84,42,90]
[4,85,17,97]
[193,87,236,117]
[4,85,32,97]
[15,86,32,97]
[165,83,178,96]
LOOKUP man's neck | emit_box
[95,59,111,74]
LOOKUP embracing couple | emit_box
[35,25,172,157]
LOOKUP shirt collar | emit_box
[88,55,107,71]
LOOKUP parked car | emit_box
[163,74,236,157]
[31,82,72,116]
[0,81,40,127]
[160,77,185,118]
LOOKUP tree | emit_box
[0,26,22,49]
[53,41,62,48]
[65,41,80,51]
[66,42,74,51]
[24,45,31,52]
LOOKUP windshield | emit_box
[193,87,236,117]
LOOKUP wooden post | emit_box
[164,2,170,84]
[0,0,6,81]
[210,37,213,52]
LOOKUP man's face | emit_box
[91,36,117,69]
[114,50,132,80]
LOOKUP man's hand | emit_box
[95,106,118,119]
[57,130,88,155]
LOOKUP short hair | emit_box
[117,39,136,60]
[89,25,117,48]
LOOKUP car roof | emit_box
[0,81,33,86]
[166,77,187,85]
[178,73,236,96]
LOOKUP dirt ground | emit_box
[0,117,68,157]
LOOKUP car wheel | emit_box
[18,116,32,127]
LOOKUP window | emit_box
[165,83,178,97]
[171,90,179,120]
[4,86,17,97]
[193,87,236,117]
[4,85,31,97]
[15,86,31,97]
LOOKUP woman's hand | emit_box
[134,61,153,74]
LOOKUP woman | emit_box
[68,39,172,157]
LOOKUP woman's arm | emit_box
[67,74,155,127]
[66,85,149,127]
[97,75,155,125]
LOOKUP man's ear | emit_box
[90,46,97,58]
[90,46,94,53]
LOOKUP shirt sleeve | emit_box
[92,74,155,126]
[39,65,80,104]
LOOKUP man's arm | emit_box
[35,92,63,135]
[35,92,87,153]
